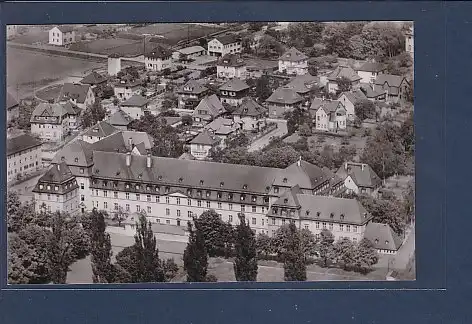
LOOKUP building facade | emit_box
[278,47,308,76]
[48,26,76,46]
[216,54,247,80]
[144,46,173,72]
[265,87,303,119]
[177,80,209,110]
[113,79,142,102]
[7,134,43,183]
[30,102,73,142]
[218,78,250,106]
[207,35,242,57]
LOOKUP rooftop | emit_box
[7,92,19,110]
[189,130,220,146]
[192,94,225,118]
[217,54,246,67]
[279,47,309,62]
[121,94,149,108]
[52,25,75,33]
[374,74,407,88]
[83,121,119,139]
[364,222,403,251]
[285,74,320,94]
[266,86,303,105]
[80,71,108,85]
[145,45,173,59]
[214,34,241,45]
[219,78,250,92]
[335,162,382,189]
[7,134,42,156]
[232,97,267,117]
[107,108,135,126]
[357,62,387,73]
[58,83,91,104]
[177,80,208,95]
[178,45,206,55]
[327,65,362,82]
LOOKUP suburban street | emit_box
[248,120,288,152]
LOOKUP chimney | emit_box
[126,151,131,167]
[128,137,133,148]
[57,164,61,171]
[345,162,348,170]
[297,156,302,167]
[361,164,365,171]
[146,151,152,168]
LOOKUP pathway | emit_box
[248,120,288,152]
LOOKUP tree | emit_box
[351,238,379,274]
[318,229,335,267]
[256,233,273,259]
[358,196,407,236]
[399,112,414,153]
[403,178,415,222]
[360,22,404,59]
[80,101,106,128]
[8,225,52,284]
[283,222,306,281]
[7,192,35,233]
[112,206,128,226]
[257,35,284,58]
[284,108,311,135]
[183,221,208,282]
[354,99,376,121]
[336,76,352,94]
[85,209,115,283]
[194,209,232,257]
[181,114,193,126]
[255,75,272,101]
[115,213,165,283]
[332,238,356,270]
[225,132,250,149]
[162,258,179,282]
[271,224,317,260]
[286,22,324,49]
[233,214,258,281]
[322,22,362,57]
[47,212,90,284]
[248,22,265,32]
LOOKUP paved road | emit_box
[8,172,45,203]
[248,120,288,152]
[392,223,416,270]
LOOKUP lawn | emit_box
[36,84,63,102]
[69,38,143,57]
[308,132,368,159]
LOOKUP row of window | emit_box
[7,148,40,159]
[37,189,78,201]
[38,181,77,192]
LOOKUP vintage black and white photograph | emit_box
[6,21,415,284]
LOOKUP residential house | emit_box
[335,162,382,196]
[107,108,135,130]
[356,61,387,84]
[7,91,20,124]
[121,94,150,119]
[207,35,242,57]
[113,78,143,102]
[82,121,119,144]
[285,74,320,106]
[58,101,82,131]
[364,222,403,255]
[310,99,347,132]
[232,97,267,131]
[7,134,43,183]
[189,130,220,160]
[338,89,368,121]
[177,80,209,110]
[173,46,206,60]
[327,65,362,93]
[192,95,225,128]
[204,117,240,147]
[30,102,74,141]
[216,54,247,80]
[373,74,410,103]
[58,83,95,110]
[48,25,76,46]
[405,26,414,58]
[144,45,173,72]
[359,83,387,102]
[266,86,303,119]
[80,71,108,88]
[7,25,19,40]
[278,47,308,76]
[33,162,80,215]
[161,116,182,128]
[218,78,250,106]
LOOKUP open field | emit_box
[309,132,368,158]
[69,38,143,57]
[7,46,103,98]
[36,84,63,102]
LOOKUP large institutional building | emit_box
[32,129,378,243]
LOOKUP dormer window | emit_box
[330,213,334,218]
[252,195,257,202]
[114,182,118,188]
[158,175,162,181]
[240,194,246,201]
[146,185,151,191]
[74,157,79,163]
[61,156,65,161]
[39,184,43,189]
[197,190,202,197]
[385,240,389,245]
[274,186,279,193]
[243,184,248,190]
[206,190,211,197]
[179,177,183,183]
[103,181,108,187]
[306,210,310,216]
[155,186,160,192]
[375,239,379,244]
[135,184,140,190]
[340,214,345,220]
[200,180,204,185]
[316,212,321,217]
[54,186,59,191]
[228,193,233,200]
[363,212,367,218]
[217,192,222,199]
[47,185,51,190]
[220,181,224,187]
[283,178,287,183]
[138,174,142,179]
[266,186,271,192]
[284,198,288,204]
[165,187,170,193]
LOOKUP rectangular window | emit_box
[198,200,202,207]
[166,197,170,204]
[353,226,358,233]
[177,210,181,217]
[166,219,170,225]
[339,224,344,231]
[136,205,141,212]
[229,215,233,223]
[282,219,286,225]
[218,202,222,209]
[166,208,170,215]
[114,192,118,198]
[252,218,256,225]
[346,225,351,232]
[147,206,152,214]
[252,206,256,213]
[81,195,84,201]
[126,204,130,211]
[241,205,245,212]
[304,224,309,230]
[187,199,191,206]
[206,201,211,208]
[126,193,130,200]
[188,211,192,218]
[322,222,327,229]
[177,198,181,205]
[136,194,140,201]
[95,190,99,196]
[272,218,276,225]
[81,183,84,189]
[316,222,320,229]
[104,202,108,209]
[329,223,333,231]
[147,195,151,202]
[229,203,233,210]
[114,203,118,210]
[156,195,160,203]
[103,191,108,198]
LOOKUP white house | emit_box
[232,97,267,131]
[326,65,362,94]
[7,134,43,183]
[207,35,242,57]
[144,46,173,72]
[364,222,403,255]
[278,47,308,76]
[337,89,368,121]
[120,94,150,119]
[58,83,95,110]
[216,54,247,80]
[218,78,250,106]
[113,78,142,102]
[173,46,206,60]
[310,99,347,132]
[30,102,73,142]
[49,26,76,46]
[356,61,387,84]
[82,121,119,144]
[189,130,220,160]
[335,162,382,196]
[192,95,225,128]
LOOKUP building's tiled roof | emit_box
[114,78,142,88]
[364,222,403,251]
[53,25,75,33]
[217,54,246,68]
[52,139,94,167]
[322,167,345,188]
[298,195,372,225]
[335,162,382,189]
[31,102,70,122]
[177,80,208,95]
[80,71,108,85]
[179,152,197,160]
[145,45,172,59]
[205,118,234,132]
[178,46,206,55]
[215,34,241,45]
[7,134,42,157]
[37,162,75,184]
[327,65,361,82]
[272,185,302,208]
[192,95,225,118]
[359,83,385,99]
[357,62,387,73]
[189,130,220,146]
[83,121,119,139]
[7,92,19,110]
[232,98,267,117]
[92,131,153,155]
[339,89,368,104]
[310,99,344,114]
[278,47,308,62]
[121,94,149,107]
[107,109,134,126]
[219,78,249,92]
[285,75,320,95]
[374,74,407,89]
[161,116,181,126]
[58,83,91,104]
[273,160,331,189]
[266,87,303,105]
